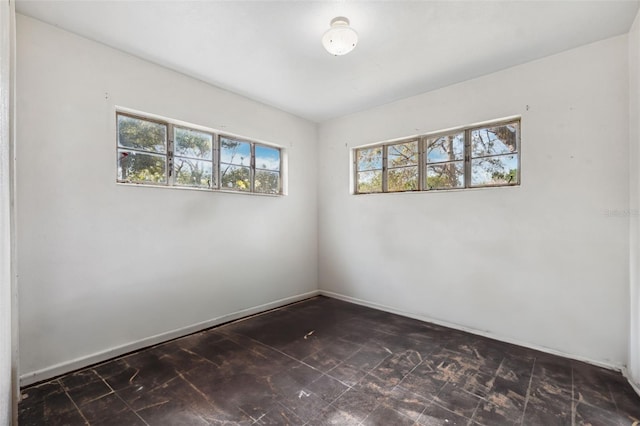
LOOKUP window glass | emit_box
[117,115,166,153]
[354,118,519,194]
[175,128,212,160]
[357,147,383,171]
[471,123,518,158]
[174,158,213,188]
[388,141,418,167]
[386,140,419,192]
[357,170,383,193]
[221,165,251,191]
[116,113,283,195]
[220,137,251,166]
[426,162,464,189]
[426,132,464,163]
[388,167,419,192]
[471,154,518,187]
[255,145,280,171]
[118,150,167,184]
[255,170,280,194]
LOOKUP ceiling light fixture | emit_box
[322,16,358,56]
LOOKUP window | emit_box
[173,127,214,188]
[219,137,282,194]
[220,137,251,192]
[354,118,520,194]
[254,145,281,194]
[116,112,283,195]
[426,132,464,190]
[356,146,382,193]
[469,124,519,187]
[387,140,419,192]
[117,114,168,184]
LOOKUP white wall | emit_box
[16,14,318,384]
[1,0,16,422]
[15,9,637,387]
[318,36,630,367]
[629,8,640,388]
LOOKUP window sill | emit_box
[116,181,285,197]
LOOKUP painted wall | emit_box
[1,0,16,422]
[318,36,630,367]
[16,14,318,383]
[629,8,640,387]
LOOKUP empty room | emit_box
[2,0,640,425]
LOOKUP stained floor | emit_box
[18,296,640,425]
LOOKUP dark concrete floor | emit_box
[18,296,640,425]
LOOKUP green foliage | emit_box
[221,165,250,191]
[491,168,517,184]
[356,122,518,192]
[388,142,418,168]
[118,116,166,153]
[357,171,382,193]
[474,155,518,185]
[173,128,214,188]
[175,128,212,159]
[117,117,282,193]
[118,151,166,183]
[388,167,418,191]
[255,170,280,194]
[427,162,462,189]
[175,158,212,188]
[118,116,168,183]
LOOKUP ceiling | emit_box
[15,0,640,123]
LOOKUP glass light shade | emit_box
[322,17,358,56]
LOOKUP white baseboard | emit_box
[621,367,640,397]
[21,288,629,389]
[319,290,624,373]
[19,290,320,387]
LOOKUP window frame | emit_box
[354,145,384,194]
[253,143,284,195]
[354,117,520,194]
[116,112,170,185]
[116,111,283,196]
[171,125,216,189]
[466,120,520,188]
[385,138,421,193]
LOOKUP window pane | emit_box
[220,137,251,166]
[357,170,382,193]
[426,161,464,189]
[174,158,213,188]
[255,170,280,194]
[427,132,464,163]
[472,123,518,157]
[471,154,518,186]
[118,149,166,184]
[220,164,250,191]
[117,115,166,153]
[174,128,212,160]
[357,147,382,171]
[388,141,418,167]
[255,145,280,171]
[388,166,418,192]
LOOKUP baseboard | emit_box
[21,288,629,388]
[319,290,624,373]
[19,290,320,387]
[621,367,640,397]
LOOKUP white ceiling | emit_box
[16,0,640,123]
